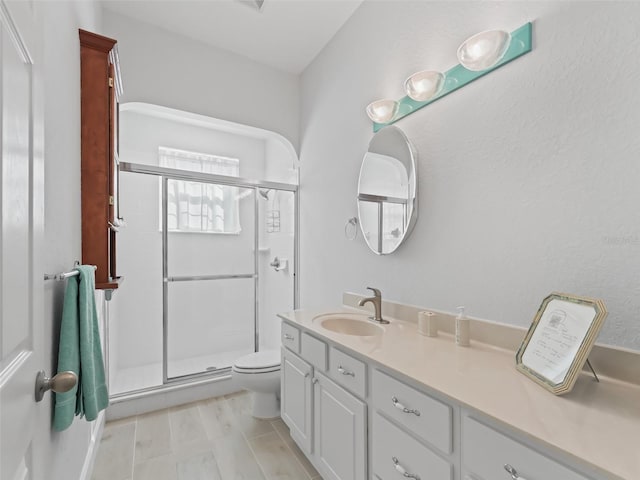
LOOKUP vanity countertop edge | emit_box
[278,308,640,480]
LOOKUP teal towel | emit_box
[53,266,108,431]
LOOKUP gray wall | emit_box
[299,1,640,350]
[42,2,105,479]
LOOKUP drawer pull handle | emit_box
[391,396,421,416]
[392,457,420,480]
[337,365,355,377]
[283,334,294,340]
[504,464,528,480]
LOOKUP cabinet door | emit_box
[314,371,367,480]
[281,349,313,454]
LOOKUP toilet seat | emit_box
[232,350,280,374]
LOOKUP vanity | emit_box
[279,308,640,480]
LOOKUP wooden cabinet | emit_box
[79,29,123,291]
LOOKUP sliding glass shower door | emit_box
[163,177,257,381]
[111,161,297,398]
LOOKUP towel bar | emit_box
[44,265,97,281]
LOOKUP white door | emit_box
[281,348,313,454]
[0,2,44,480]
[314,371,367,480]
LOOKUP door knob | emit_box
[35,370,77,402]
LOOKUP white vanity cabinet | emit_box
[281,328,367,480]
[281,345,313,454]
[373,413,453,480]
[314,371,367,480]
[281,318,607,480]
[371,368,455,480]
[461,414,591,480]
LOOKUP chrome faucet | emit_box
[358,287,389,324]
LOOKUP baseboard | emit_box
[78,410,105,480]
[106,374,239,421]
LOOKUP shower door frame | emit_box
[120,161,299,388]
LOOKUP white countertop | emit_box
[279,308,640,480]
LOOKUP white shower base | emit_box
[110,348,252,395]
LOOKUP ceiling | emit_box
[102,0,364,74]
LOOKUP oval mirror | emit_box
[358,126,417,254]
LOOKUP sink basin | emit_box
[313,313,384,336]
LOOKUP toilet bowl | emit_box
[232,350,281,419]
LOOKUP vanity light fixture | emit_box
[368,22,532,132]
[366,99,399,124]
[457,30,511,71]
[404,70,444,102]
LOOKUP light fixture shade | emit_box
[457,30,511,71]
[366,99,399,123]
[404,70,444,102]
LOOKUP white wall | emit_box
[102,10,300,152]
[300,1,640,350]
[42,2,105,479]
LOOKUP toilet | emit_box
[232,349,281,419]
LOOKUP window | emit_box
[159,147,241,233]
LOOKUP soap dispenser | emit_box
[455,306,470,347]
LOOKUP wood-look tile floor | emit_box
[91,391,321,480]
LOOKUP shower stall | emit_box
[107,103,298,400]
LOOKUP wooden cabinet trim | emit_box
[79,29,116,52]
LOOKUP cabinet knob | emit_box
[312,378,319,385]
[392,457,420,479]
[391,396,421,416]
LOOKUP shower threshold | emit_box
[109,348,251,397]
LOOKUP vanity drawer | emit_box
[462,415,589,480]
[373,413,452,480]
[281,322,300,353]
[301,333,327,371]
[328,347,366,398]
[373,369,452,454]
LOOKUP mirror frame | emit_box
[357,126,418,255]
[516,292,607,395]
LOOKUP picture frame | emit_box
[516,292,607,395]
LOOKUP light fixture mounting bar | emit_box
[372,22,532,132]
